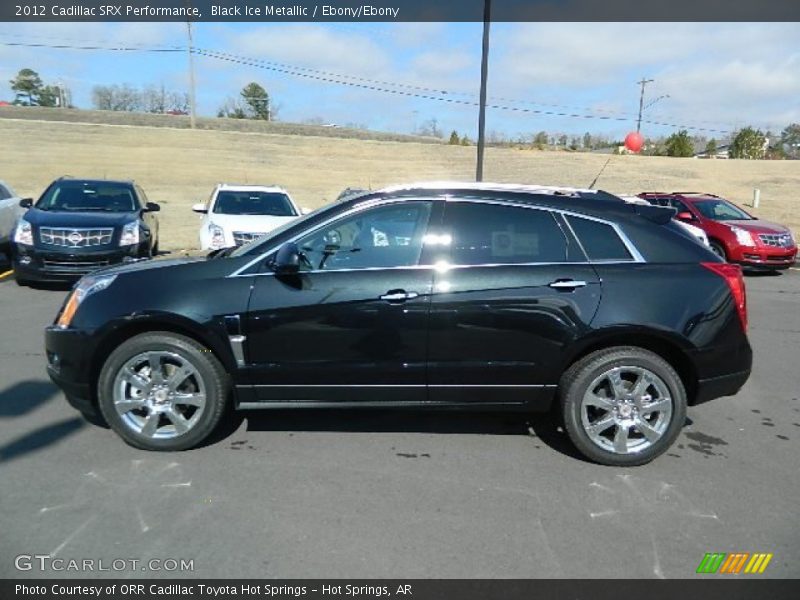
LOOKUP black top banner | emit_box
[3,0,800,22]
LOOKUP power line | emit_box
[0,37,744,134]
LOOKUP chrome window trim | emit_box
[227,195,646,277]
[227,196,437,277]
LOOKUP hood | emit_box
[23,207,138,228]
[724,219,791,235]
[97,256,205,277]
[207,213,298,233]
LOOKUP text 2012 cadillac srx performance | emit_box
[44,183,752,466]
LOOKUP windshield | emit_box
[36,181,138,212]
[692,199,752,221]
[213,191,297,216]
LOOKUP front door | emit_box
[245,199,439,403]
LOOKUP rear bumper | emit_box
[694,368,751,405]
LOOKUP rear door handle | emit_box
[548,279,587,290]
[379,290,419,302]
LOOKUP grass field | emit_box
[1,116,797,251]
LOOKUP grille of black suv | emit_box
[41,259,110,274]
[40,227,114,247]
[758,233,793,248]
[233,231,266,246]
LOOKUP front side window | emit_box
[294,201,433,271]
[444,202,568,265]
[692,199,752,221]
[0,185,10,200]
[213,191,297,216]
[36,181,138,212]
[566,215,633,261]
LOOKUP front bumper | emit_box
[13,242,148,281]
[45,325,97,412]
[730,246,797,270]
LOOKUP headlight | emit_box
[119,221,141,246]
[13,219,33,245]
[730,226,756,247]
[208,223,226,249]
[56,274,117,329]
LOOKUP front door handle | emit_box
[549,279,587,290]
[379,290,419,302]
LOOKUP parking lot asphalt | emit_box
[0,265,798,579]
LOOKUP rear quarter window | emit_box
[566,216,633,261]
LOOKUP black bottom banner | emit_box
[3,579,800,600]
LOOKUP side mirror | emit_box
[192,203,208,214]
[272,242,301,274]
[301,207,313,215]
[676,211,694,221]
[144,202,160,212]
[19,198,33,208]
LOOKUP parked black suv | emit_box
[13,177,160,285]
[44,183,751,465]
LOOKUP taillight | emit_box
[702,262,747,331]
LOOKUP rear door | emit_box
[0,183,17,243]
[426,199,602,405]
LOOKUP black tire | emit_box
[709,241,727,261]
[97,332,229,451]
[79,407,108,428]
[559,346,687,467]
[15,277,29,287]
[152,240,159,256]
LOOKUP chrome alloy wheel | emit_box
[580,366,673,455]
[112,351,206,439]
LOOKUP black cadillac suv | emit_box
[13,177,160,285]
[44,182,752,465]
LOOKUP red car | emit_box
[638,192,797,270]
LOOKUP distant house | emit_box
[694,144,731,159]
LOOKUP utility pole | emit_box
[475,0,491,182]
[185,5,197,129]
[636,77,654,133]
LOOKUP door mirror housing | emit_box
[676,211,694,221]
[19,198,33,208]
[192,203,208,214]
[144,202,160,212]
[301,207,313,215]
[272,242,302,274]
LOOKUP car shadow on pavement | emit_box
[0,416,85,463]
[0,379,59,417]
[228,408,592,462]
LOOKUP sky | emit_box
[0,22,798,142]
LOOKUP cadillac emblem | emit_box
[68,231,83,246]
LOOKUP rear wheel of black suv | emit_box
[97,332,229,451]
[560,346,687,466]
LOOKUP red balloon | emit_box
[624,132,644,153]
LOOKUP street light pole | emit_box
[636,77,654,133]
[475,0,491,182]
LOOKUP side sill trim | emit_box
[245,384,557,389]
[238,401,528,410]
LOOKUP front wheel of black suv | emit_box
[97,332,229,451]
[559,346,687,466]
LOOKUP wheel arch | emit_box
[87,313,236,406]
[560,328,699,403]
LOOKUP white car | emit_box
[617,194,709,247]
[193,184,306,250]
[0,180,26,253]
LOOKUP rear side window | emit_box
[566,216,633,261]
[444,202,568,265]
[0,185,9,200]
